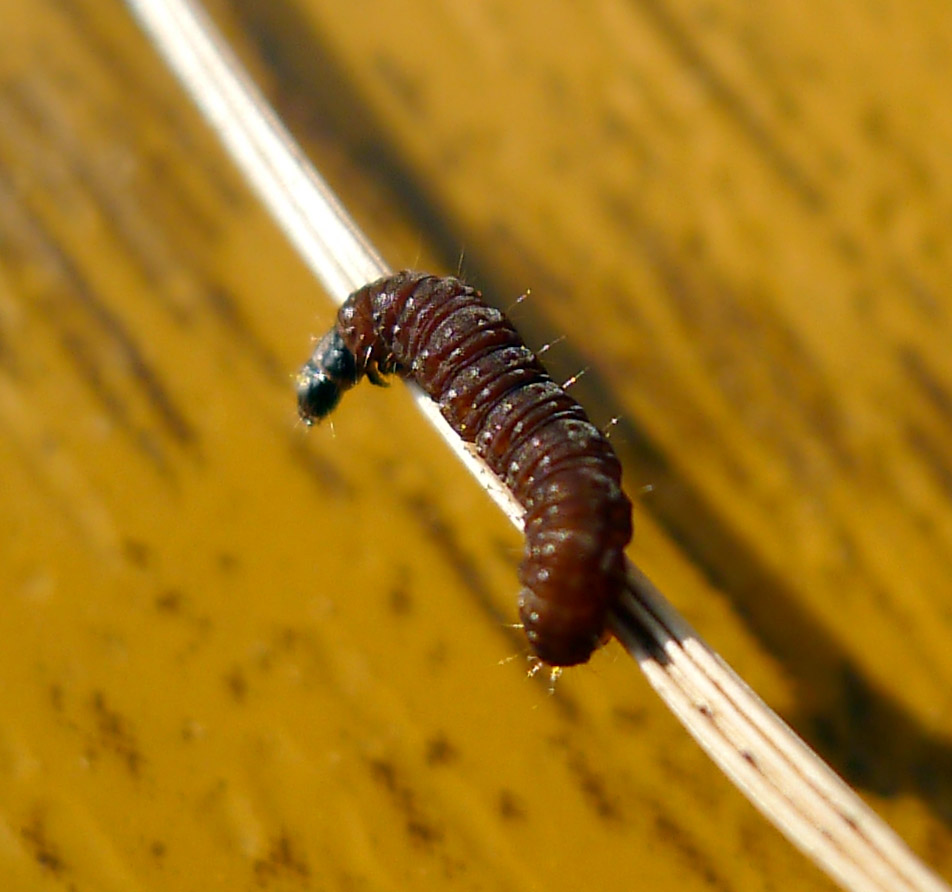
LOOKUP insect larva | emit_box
[297,271,632,666]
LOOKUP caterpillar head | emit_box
[296,329,358,424]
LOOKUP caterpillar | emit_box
[297,271,632,666]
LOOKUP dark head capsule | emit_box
[296,329,358,424]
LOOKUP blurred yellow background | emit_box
[1,0,951,889]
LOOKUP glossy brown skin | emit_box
[298,271,632,666]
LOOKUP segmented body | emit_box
[297,271,632,666]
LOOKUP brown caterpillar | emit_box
[297,271,632,666]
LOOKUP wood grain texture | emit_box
[0,0,950,890]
